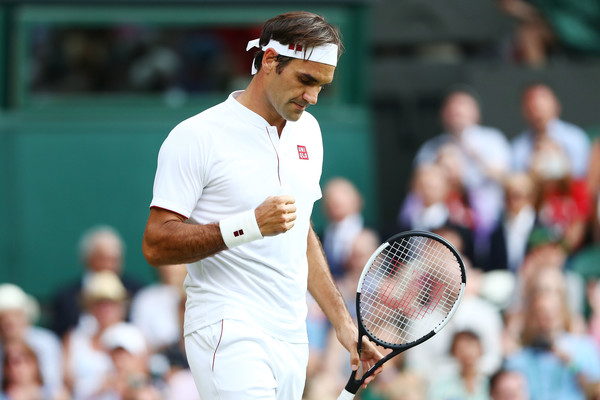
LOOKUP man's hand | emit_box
[337,322,384,388]
[255,195,297,236]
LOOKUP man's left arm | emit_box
[306,225,382,384]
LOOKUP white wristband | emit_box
[219,209,263,248]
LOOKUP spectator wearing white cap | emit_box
[94,322,163,400]
[0,283,65,399]
[63,270,130,400]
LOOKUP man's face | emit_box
[522,86,559,133]
[88,239,122,274]
[264,56,335,122]
[441,92,479,135]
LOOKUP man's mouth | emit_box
[292,101,308,110]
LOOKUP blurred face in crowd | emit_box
[436,144,464,188]
[414,164,449,207]
[504,173,535,215]
[90,299,126,330]
[522,85,560,134]
[345,230,379,277]
[2,341,42,387]
[323,178,362,223]
[491,371,530,400]
[530,138,570,181]
[525,267,569,339]
[451,332,482,371]
[87,234,123,274]
[110,347,146,374]
[0,309,28,342]
[441,91,480,135]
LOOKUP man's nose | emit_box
[303,87,319,105]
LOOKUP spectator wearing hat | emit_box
[0,284,65,398]
[63,270,131,400]
[51,225,143,338]
[94,322,163,400]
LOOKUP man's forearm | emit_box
[306,226,355,333]
[143,208,227,266]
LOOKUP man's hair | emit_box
[252,11,343,74]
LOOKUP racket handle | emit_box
[337,389,356,400]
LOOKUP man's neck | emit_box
[237,78,286,135]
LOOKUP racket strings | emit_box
[360,236,462,346]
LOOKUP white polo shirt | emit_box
[150,91,323,343]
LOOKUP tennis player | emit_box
[142,11,383,399]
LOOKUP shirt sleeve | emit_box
[150,121,206,218]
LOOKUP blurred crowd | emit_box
[0,226,196,400]
[305,82,600,400]
[4,80,600,400]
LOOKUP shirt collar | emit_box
[226,91,300,135]
[226,90,271,129]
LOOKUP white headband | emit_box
[246,38,338,75]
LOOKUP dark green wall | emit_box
[0,104,377,302]
[0,2,377,308]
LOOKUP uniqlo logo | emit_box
[233,229,244,237]
[297,145,309,160]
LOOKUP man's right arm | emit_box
[143,207,226,267]
[142,194,297,267]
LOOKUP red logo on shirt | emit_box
[297,145,309,160]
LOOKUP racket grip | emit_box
[337,389,356,400]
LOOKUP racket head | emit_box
[355,230,466,350]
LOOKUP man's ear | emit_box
[262,48,279,73]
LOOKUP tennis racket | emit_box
[338,230,466,400]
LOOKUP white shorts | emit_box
[184,319,309,400]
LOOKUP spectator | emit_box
[405,226,504,379]
[504,265,600,400]
[487,172,538,272]
[586,279,600,354]
[586,136,600,242]
[51,225,143,338]
[63,270,129,400]
[497,0,600,66]
[1,340,69,400]
[428,330,490,400]
[398,164,476,268]
[489,369,530,400]
[413,87,511,253]
[496,0,557,67]
[528,138,593,252]
[0,284,65,398]
[130,264,187,352]
[321,177,365,279]
[511,83,590,180]
[95,322,163,400]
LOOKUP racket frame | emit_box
[343,230,466,394]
